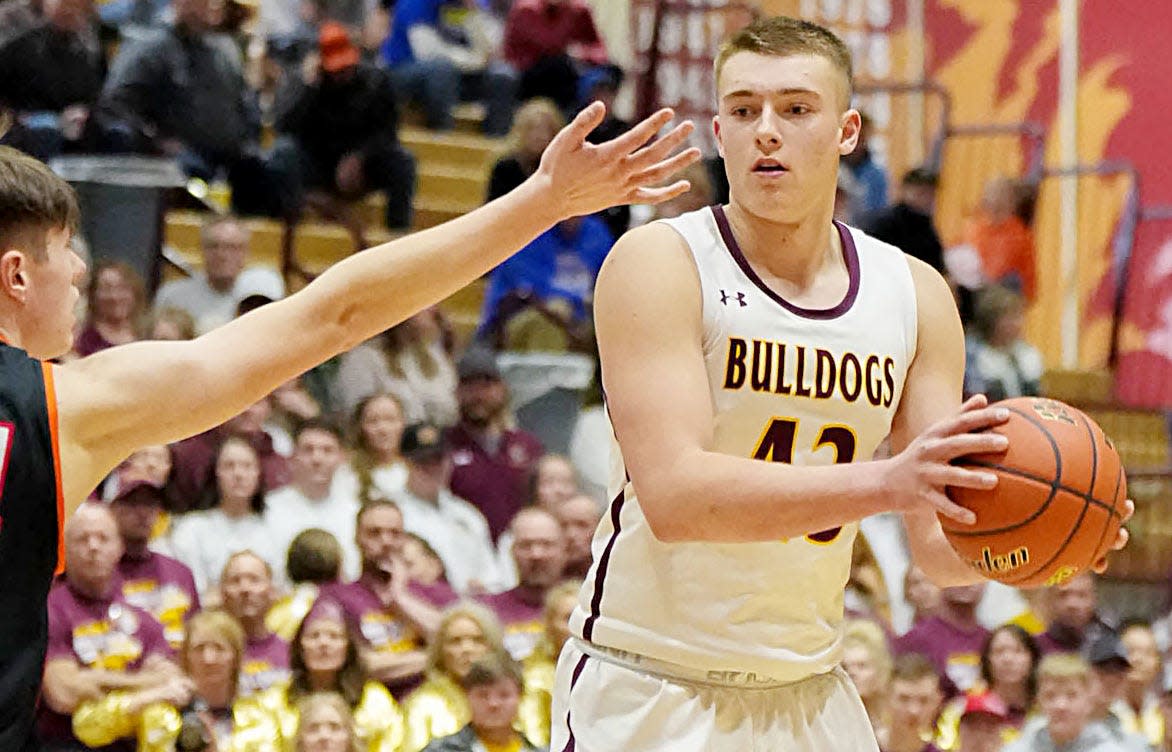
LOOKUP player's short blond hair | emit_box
[714,16,853,108]
[1037,653,1091,685]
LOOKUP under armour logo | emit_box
[720,290,747,307]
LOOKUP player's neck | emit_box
[722,202,841,290]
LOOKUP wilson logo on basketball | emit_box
[971,545,1030,575]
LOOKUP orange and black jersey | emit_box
[0,341,64,752]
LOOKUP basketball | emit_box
[940,397,1128,588]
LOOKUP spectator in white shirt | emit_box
[263,418,362,583]
[169,436,283,597]
[333,392,409,505]
[154,215,286,335]
[393,422,500,595]
[332,308,459,425]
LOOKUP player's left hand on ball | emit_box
[1091,497,1134,574]
[536,102,701,218]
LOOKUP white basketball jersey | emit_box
[569,206,918,684]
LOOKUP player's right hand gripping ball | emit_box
[940,397,1128,588]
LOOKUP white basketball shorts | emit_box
[550,639,880,752]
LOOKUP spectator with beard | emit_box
[319,500,446,697]
[220,551,291,697]
[1037,573,1114,656]
[446,347,543,543]
[896,584,990,699]
[271,22,416,230]
[109,480,201,650]
[479,508,565,661]
[0,0,109,160]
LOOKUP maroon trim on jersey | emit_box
[711,205,861,320]
[560,653,589,752]
[582,487,625,642]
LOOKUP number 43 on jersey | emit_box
[752,418,855,544]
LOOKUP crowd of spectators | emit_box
[0,0,1106,747]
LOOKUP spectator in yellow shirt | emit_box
[257,599,404,751]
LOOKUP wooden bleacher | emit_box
[1043,368,1172,584]
[162,104,502,346]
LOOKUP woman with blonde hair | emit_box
[258,599,404,751]
[295,692,363,752]
[486,98,565,202]
[842,618,895,746]
[403,601,542,752]
[73,610,281,751]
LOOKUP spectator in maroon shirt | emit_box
[319,499,447,698]
[883,653,944,752]
[169,397,292,510]
[447,347,544,543]
[502,0,608,116]
[896,583,990,699]
[73,260,145,357]
[555,494,599,580]
[1036,573,1114,656]
[479,508,565,661]
[109,479,201,650]
[39,504,182,752]
[219,551,290,697]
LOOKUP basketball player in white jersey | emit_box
[550,17,1131,751]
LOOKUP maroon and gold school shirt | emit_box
[894,615,990,699]
[478,586,545,661]
[239,632,291,697]
[117,551,200,649]
[38,578,171,749]
[319,575,442,698]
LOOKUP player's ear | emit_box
[839,109,862,157]
[0,250,30,303]
[713,115,725,159]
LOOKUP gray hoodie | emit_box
[1003,721,1136,752]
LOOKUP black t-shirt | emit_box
[0,342,62,752]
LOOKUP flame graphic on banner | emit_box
[928,0,1132,367]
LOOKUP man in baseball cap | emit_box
[957,692,1008,752]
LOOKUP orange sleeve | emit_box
[41,362,65,575]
